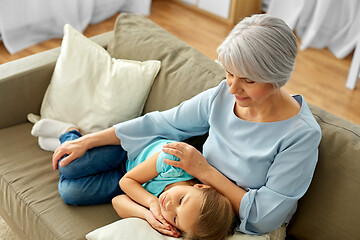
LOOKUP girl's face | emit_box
[225,69,276,110]
[158,184,206,233]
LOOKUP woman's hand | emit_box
[164,142,245,214]
[147,201,180,237]
[52,137,88,170]
[162,142,211,181]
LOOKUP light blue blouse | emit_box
[126,139,194,197]
[114,80,322,234]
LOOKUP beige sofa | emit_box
[1,14,359,240]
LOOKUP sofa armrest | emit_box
[0,31,113,129]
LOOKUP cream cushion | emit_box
[86,218,286,240]
[40,24,161,134]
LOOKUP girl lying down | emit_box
[112,139,236,240]
[31,118,235,239]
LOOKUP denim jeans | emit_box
[57,130,128,205]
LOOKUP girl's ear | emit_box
[194,184,212,189]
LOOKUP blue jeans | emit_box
[58,130,128,205]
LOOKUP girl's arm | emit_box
[119,152,160,209]
[117,152,180,237]
[112,195,177,236]
[112,194,148,219]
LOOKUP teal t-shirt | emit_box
[126,139,194,197]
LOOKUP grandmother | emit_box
[52,14,321,234]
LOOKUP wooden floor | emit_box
[1,0,359,124]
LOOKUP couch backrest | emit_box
[106,13,226,114]
[287,104,360,240]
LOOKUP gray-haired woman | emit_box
[52,14,321,235]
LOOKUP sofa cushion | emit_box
[0,123,120,240]
[40,24,161,134]
[107,13,226,114]
[286,104,360,240]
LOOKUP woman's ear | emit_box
[194,184,212,189]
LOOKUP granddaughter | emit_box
[31,119,236,239]
[112,139,236,239]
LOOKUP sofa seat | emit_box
[0,123,119,240]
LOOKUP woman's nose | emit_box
[229,79,243,94]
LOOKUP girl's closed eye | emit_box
[174,196,185,224]
[179,196,184,205]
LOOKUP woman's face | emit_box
[158,184,204,233]
[226,69,276,109]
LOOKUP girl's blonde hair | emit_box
[183,188,236,240]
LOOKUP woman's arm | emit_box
[52,127,120,170]
[113,83,222,161]
[164,128,321,234]
[200,164,246,214]
[162,142,245,213]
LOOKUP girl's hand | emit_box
[52,127,120,170]
[146,202,180,237]
[52,137,88,170]
[162,142,211,180]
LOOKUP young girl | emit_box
[112,139,236,239]
[31,119,235,239]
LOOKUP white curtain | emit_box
[266,0,360,59]
[0,0,151,54]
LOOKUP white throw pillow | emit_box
[86,218,178,240]
[86,218,285,240]
[40,24,161,134]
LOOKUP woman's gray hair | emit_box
[217,14,298,89]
